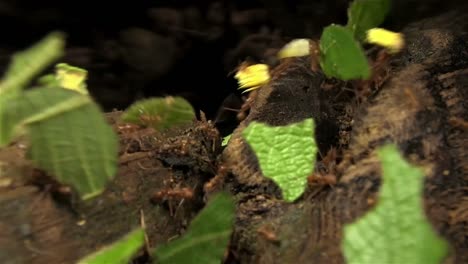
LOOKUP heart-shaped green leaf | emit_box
[242,118,317,202]
[1,88,118,199]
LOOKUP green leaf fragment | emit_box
[320,25,371,80]
[77,228,145,264]
[37,63,89,94]
[1,88,118,199]
[54,63,89,94]
[342,144,449,264]
[154,192,235,264]
[121,96,195,131]
[222,134,232,147]
[0,32,65,96]
[347,0,391,40]
[242,118,317,202]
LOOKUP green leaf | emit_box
[77,228,145,264]
[221,134,232,147]
[347,0,391,40]
[319,25,371,80]
[0,32,65,97]
[0,87,118,199]
[342,144,449,264]
[0,96,27,144]
[242,118,317,202]
[154,192,235,264]
[121,96,195,131]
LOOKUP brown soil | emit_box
[0,9,467,264]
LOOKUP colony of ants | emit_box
[147,41,397,215]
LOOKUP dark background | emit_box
[0,0,462,126]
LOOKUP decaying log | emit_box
[223,10,468,264]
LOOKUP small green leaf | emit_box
[222,134,232,147]
[319,25,371,80]
[242,118,317,202]
[0,32,65,96]
[121,96,195,131]
[342,144,449,264]
[78,228,145,264]
[154,192,235,264]
[1,87,118,199]
[347,0,391,40]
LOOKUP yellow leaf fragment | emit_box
[55,63,89,95]
[234,64,270,93]
[277,38,311,59]
[365,28,405,54]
